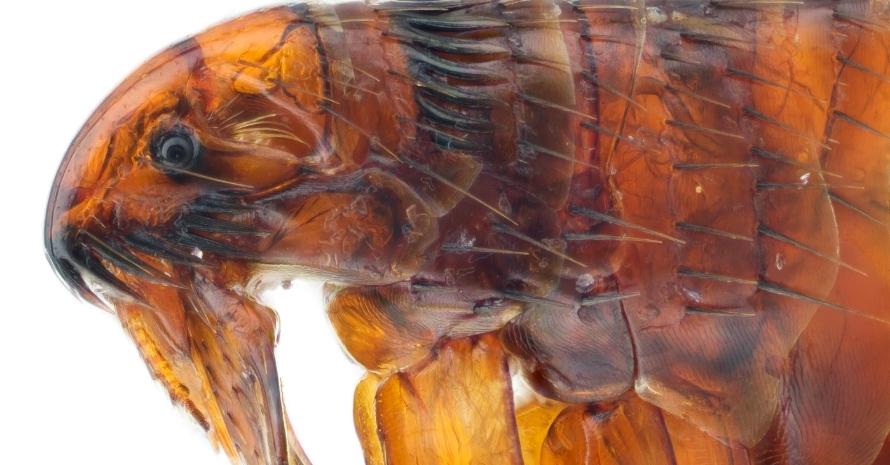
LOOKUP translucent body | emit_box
[45,1,890,465]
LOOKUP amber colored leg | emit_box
[541,396,673,465]
[374,335,523,465]
[540,395,751,465]
[325,282,520,372]
[325,283,440,372]
[187,270,301,465]
[118,304,237,455]
[515,400,566,465]
[118,267,306,465]
[661,411,751,465]
[353,374,385,465]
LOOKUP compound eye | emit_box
[151,126,201,170]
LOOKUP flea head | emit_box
[44,6,344,306]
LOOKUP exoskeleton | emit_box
[46,1,890,464]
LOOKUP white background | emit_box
[0,2,366,464]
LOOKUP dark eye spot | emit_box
[151,126,201,171]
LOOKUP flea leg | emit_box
[516,399,566,465]
[118,268,308,465]
[540,396,748,465]
[373,335,523,465]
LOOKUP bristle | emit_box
[396,69,494,108]
[833,111,890,141]
[330,78,383,97]
[520,93,598,121]
[571,206,686,244]
[676,222,754,242]
[564,233,662,244]
[388,24,511,56]
[502,290,575,310]
[581,121,640,146]
[408,161,517,225]
[441,244,530,256]
[604,4,645,162]
[677,267,758,286]
[758,281,890,325]
[417,93,494,132]
[681,32,754,50]
[123,230,203,265]
[153,163,254,189]
[667,119,746,141]
[406,48,508,82]
[664,82,732,109]
[579,292,641,306]
[727,67,827,104]
[674,162,759,170]
[177,214,269,237]
[829,192,887,226]
[836,52,890,83]
[399,13,508,31]
[174,231,255,259]
[744,107,832,149]
[492,223,588,268]
[833,10,890,32]
[575,4,640,11]
[685,306,757,317]
[581,71,646,110]
[660,50,704,66]
[758,225,867,276]
[711,0,804,8]
[427,127,488,152]
[581,32,636,46]
[80,252,142,301]
[80,230,179,287]
[520,141,601,170]
[225,113,278,131]
[752,146,842,178]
